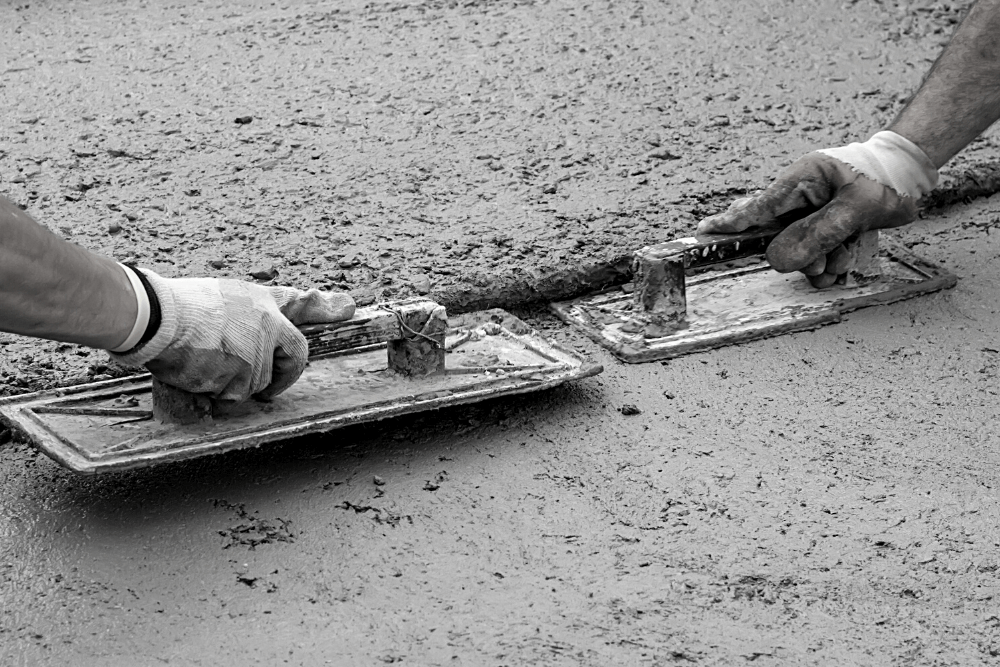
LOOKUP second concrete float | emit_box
[550,227,957,362]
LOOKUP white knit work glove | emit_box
[698,131,938,288]
[110,269,355,403]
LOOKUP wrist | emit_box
[107,264,150,352]
[107,266,162,355]
[818,131,939,199]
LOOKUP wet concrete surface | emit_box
[4,0,1000,664]
[7,197,1000,666]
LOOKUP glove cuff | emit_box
[818,130,938,199]
[107,264,151,352]
[108,268,179,366]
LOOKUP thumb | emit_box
[698,193,770,234]
[698,153,836,234]
[254,325,309,400]
[269,287,356,326]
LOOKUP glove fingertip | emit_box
[255,360,306,400]
[825,244,853,275]
[696,217,722,234]
[699,195,774,235]
[697,213,746,235]
[279,289,357,325]
[765,235,815,273]
[255,331,309,400]
[808,272,839,289]
[321,292,356,322]
[800,255,827,277]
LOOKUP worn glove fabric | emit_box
[818,131,938,199]
[697,139,927,288]
[110,270,355,403]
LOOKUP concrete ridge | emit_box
[434,162,1000,314]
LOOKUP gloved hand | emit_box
[697,131,939,288]
[110,269,355,403]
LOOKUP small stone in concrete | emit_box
[412,274,431,295]
[209,259,227,269]
[647,148,681,160]
[235,116,253,125]
[620,404,641,416]
[542,183,557,194]
[250,265,278,281]
[107,221,122,234]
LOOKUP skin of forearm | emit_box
[889,0,1000,168]
[0,195,136,349]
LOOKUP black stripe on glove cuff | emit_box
[122,264,162,354]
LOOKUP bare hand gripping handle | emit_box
[152,299,448,424]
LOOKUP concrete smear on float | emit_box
[4,1,1000,665]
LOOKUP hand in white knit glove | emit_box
[698,131,938,288]
[110,270,355,403]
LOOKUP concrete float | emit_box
[0,300,601,473]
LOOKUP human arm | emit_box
[698,0,1000,286]
[0,194,355,402]
[889,0,1000,169]
[0,194,138,348]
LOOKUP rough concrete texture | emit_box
[3,0,1000,664]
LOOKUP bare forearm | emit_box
[889,0,1000,167]
[0,195,135,349]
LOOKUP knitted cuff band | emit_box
[108,264,162,354]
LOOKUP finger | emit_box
[210,358,254,404]
[146,348,243,398]
[255,327,309,400]
[800,255,827,277]
[698,196,761,234]
[270,287,356,325]
[765,189,866,273]
[807,271,839,289]
[825,244,852,275]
